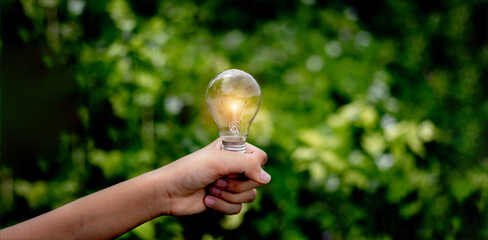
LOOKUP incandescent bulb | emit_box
[206,69,262,153]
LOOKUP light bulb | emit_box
[206,69,262,153]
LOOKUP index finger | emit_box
[245,142,267,167]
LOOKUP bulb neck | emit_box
[222,136,246,153]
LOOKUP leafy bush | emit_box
[1,0,487,239]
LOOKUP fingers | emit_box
[226,174,240,179]
[204,138,270,187]
[245,142,268,167]
[213,178,262,193]
[204,195,243,215]
[201,139,269,215]
[204,187,258,214]
[209,187,257,204]
[210,150,270,185]
[206,178,260,214]
[211,138,267,167]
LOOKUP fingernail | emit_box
[259,169,271,183]
[215,179,228,188]
[211,187,222,195]
[205,197,215,206]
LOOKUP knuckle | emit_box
[261,151,268,165]
[253,149,267,166]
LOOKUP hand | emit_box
[0,138,270,240]
[156,138,271,216]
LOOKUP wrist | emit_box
[147,166,173,216]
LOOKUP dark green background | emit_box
[1,0,487,239]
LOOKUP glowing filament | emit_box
[229,103,240,136]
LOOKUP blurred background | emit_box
[1,0,487,239]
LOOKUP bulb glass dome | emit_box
[206,69,262,152]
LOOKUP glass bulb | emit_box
[206,69,262,153]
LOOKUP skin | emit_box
[0,139,271,240]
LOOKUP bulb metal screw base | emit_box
[222,136,246,153]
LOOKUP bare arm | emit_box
[1,171,163,239]
[0,139,271,240]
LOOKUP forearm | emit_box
[0,170,168,240]
[0,139,270,239]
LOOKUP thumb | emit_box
[243,150,271,184]
[214,150,271,185]
[255,168,271,184]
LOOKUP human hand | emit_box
[154,138,270,216]
[0,138,269,240]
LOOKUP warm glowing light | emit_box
[206,69,262,153]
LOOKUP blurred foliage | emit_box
[1,0,488,239]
